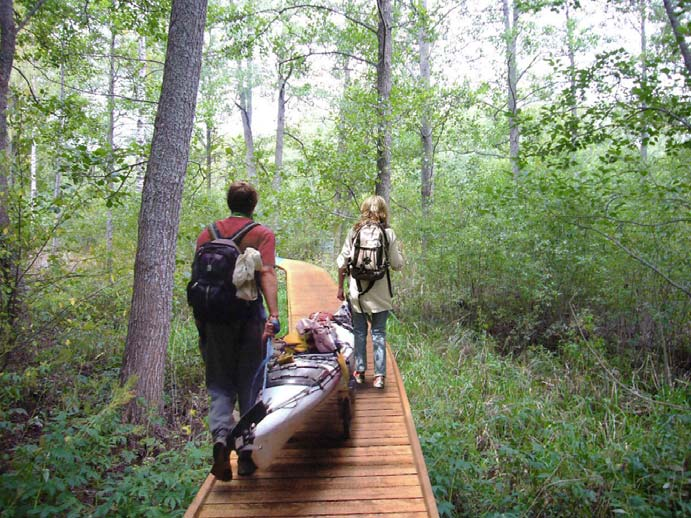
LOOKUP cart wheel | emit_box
[339,396,352,440]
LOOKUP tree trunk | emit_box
[51,64,65,254]
[205,120,212,192]
[136,36,147,193]
[30,140,37,204]
[274,66,292,190]
[120,0,208,424]
[418,0,433,215]
[663,0,691,78]
[335,57,353,247]
[503,0,520,179]
[375,0,393,203]
[0,0,13,233]
[0,0,17,335]
[106,30,116,273]
[639,0,648,162]
[239,58,256,181]
[565,1,577,147]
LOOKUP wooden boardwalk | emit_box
[185,259,438,517]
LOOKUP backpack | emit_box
[347,222,392,297]
[186,221,260,323]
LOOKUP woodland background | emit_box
[0,0,690,516]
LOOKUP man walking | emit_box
[191,181,279,481]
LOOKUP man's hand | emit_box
[336,286,345,301]
[262,317,280,343]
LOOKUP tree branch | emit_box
[663,0,691,80]
[274,4,376,34]
[280,49,376,68]
[16,0,48,32]
[12,66,42,107]
[572,221,691,299]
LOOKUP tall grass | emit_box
[390,319,691,517]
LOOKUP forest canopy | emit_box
[0,0,690,516]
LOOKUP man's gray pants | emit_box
[200,318,265,444]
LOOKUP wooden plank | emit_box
[184,475,215,518]
[275,444,414,459]
[205,485,424,504]
[262,453,416,468]
[217,464,419,480]
[285,435,411,448]
[210,474,421,492]
[198,498,428,517]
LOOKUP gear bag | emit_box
[296,315,339,353]
[186,221,260,323]
[347,222,392,297]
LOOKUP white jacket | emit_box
[232,247,263,300]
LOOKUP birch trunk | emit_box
[51,64,65,254]
[640,0,648,162]
[375,0,393,203]
[503,0,520,179]
[30,140,37,204]
[206,121,212,192]
[106,30,116,273]
[418,0,433,215]
[274,68,290,190]
[239,58,256,181]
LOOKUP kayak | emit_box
[230,306,354,470]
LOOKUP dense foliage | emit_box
[1,0,689,516]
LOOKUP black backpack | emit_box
[186,221,260,323]
[347,222,392,297]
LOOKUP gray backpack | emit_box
[347,222,392,297]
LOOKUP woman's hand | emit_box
[336,286,345,301]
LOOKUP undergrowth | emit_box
[390,318,691,517]
[0,265,290,517]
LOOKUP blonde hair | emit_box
[355,195,389,229]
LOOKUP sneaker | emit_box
[353,371,365,384]
[237,450,257,476]
[373,375,385,389]
[211,441,232,481]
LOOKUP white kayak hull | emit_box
[238,323,354,470]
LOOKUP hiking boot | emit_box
[353,371,365,384]
[211,441,232,481]
[373,375,385,389]
[237,450,257,476]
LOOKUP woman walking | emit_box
[336,195,404,389]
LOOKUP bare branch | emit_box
[572,221,691,299]
[284,130,306,153]
[12,66,42,107]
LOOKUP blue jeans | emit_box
[352,310,389,377]
[199,317,265,443]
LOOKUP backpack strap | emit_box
[208,222,221,240]
[381,225,393,298]
[209,221,260,246]
[228,221,260,244]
